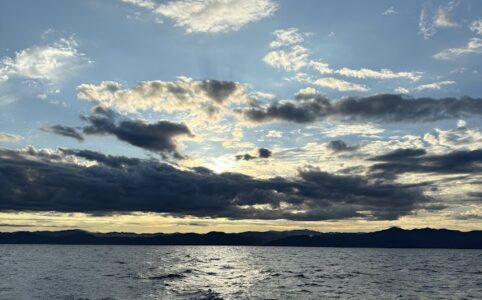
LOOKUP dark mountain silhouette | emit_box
[0,227,480,249]
[266,227,482,249]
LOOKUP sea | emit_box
[0,245,480,299]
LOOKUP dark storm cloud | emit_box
[236,153,257,161]
[199,80,238,103]
[258,148,272,158]
[83,112,192,159]
[327,140,358,152]
[59,149,142,168]
[240,94,482,123]
[242,96,329,123]
[236,148,272,161]
[46,107,193,158]
[0,147,432,221]
[369,148,482,178]
[370,148,427,161]
[40,125,85,142]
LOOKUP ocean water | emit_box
[0,245,480,299]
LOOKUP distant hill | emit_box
[0,227,480,249]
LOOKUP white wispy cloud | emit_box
[309,60,333,75]
[314,77,369,92]
[394,87,410,94]
[124,0,278,33]
[322,123,384,137]
[251,91,275,100]
[433,38,482,60]
[270,28,305,48]
[121,0,155,9]
[265,27,422,86]
[382,6,397,16]
[434,4,460,28]
[419,4,434,39]
[0,132,23,142]
[419,0,460,40]
[296,87,317,95]
[335,68,422,81]
[413,80,456,91]
[266,130,283,138]
[395,80,456,93]
[470,20,482,35]
[263,45,309,72]
[0,37,84,83]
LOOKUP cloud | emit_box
[395,87,410,94]
[258,147,272,158]
[143,0,278,33]
[59,148,142,168]
[470,20,482,35]
[370,148,482,178]
[326,140,358,152]
[0,147,432,221]
[433,38,482,60]
[77,77,249,118]
[40,125,85,142]
[296,87,317,96]
[270,28,305,48]
[121,0,155,9]
[314,77,369,92]
[265,27,422,87]
[371,148,427,162]
[335,68,422,81]
[395,81,456,94]
[419,1,435,39]
[240,94,482,124]
[0,132,23,142]
[266,130,283,138]
[433,2,460,28]
[382,6,397,16]
[423,122,482,151]
[81,107,193,158]
[263,45,309,72]
[419,0,460,39]
[236,148,272,161]
[241,95,329,124]
[413,80,456,91]
[309,63,421,82]
[322,124,385,138]
[45,107,193,158]
[0,37,85,83]
[309,60,334,75]
[235,153,256,161]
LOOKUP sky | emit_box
[0,0,482,233]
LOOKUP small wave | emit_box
[188,289,223,300]
[147,268,194,280]
[148,273,185,280]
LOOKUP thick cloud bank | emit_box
[0,147,431,221]
[241,94,482,123]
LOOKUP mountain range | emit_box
[1,227,481,249]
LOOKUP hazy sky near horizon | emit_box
[1,0,482,233]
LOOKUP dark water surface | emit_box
[0,245,481,299]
